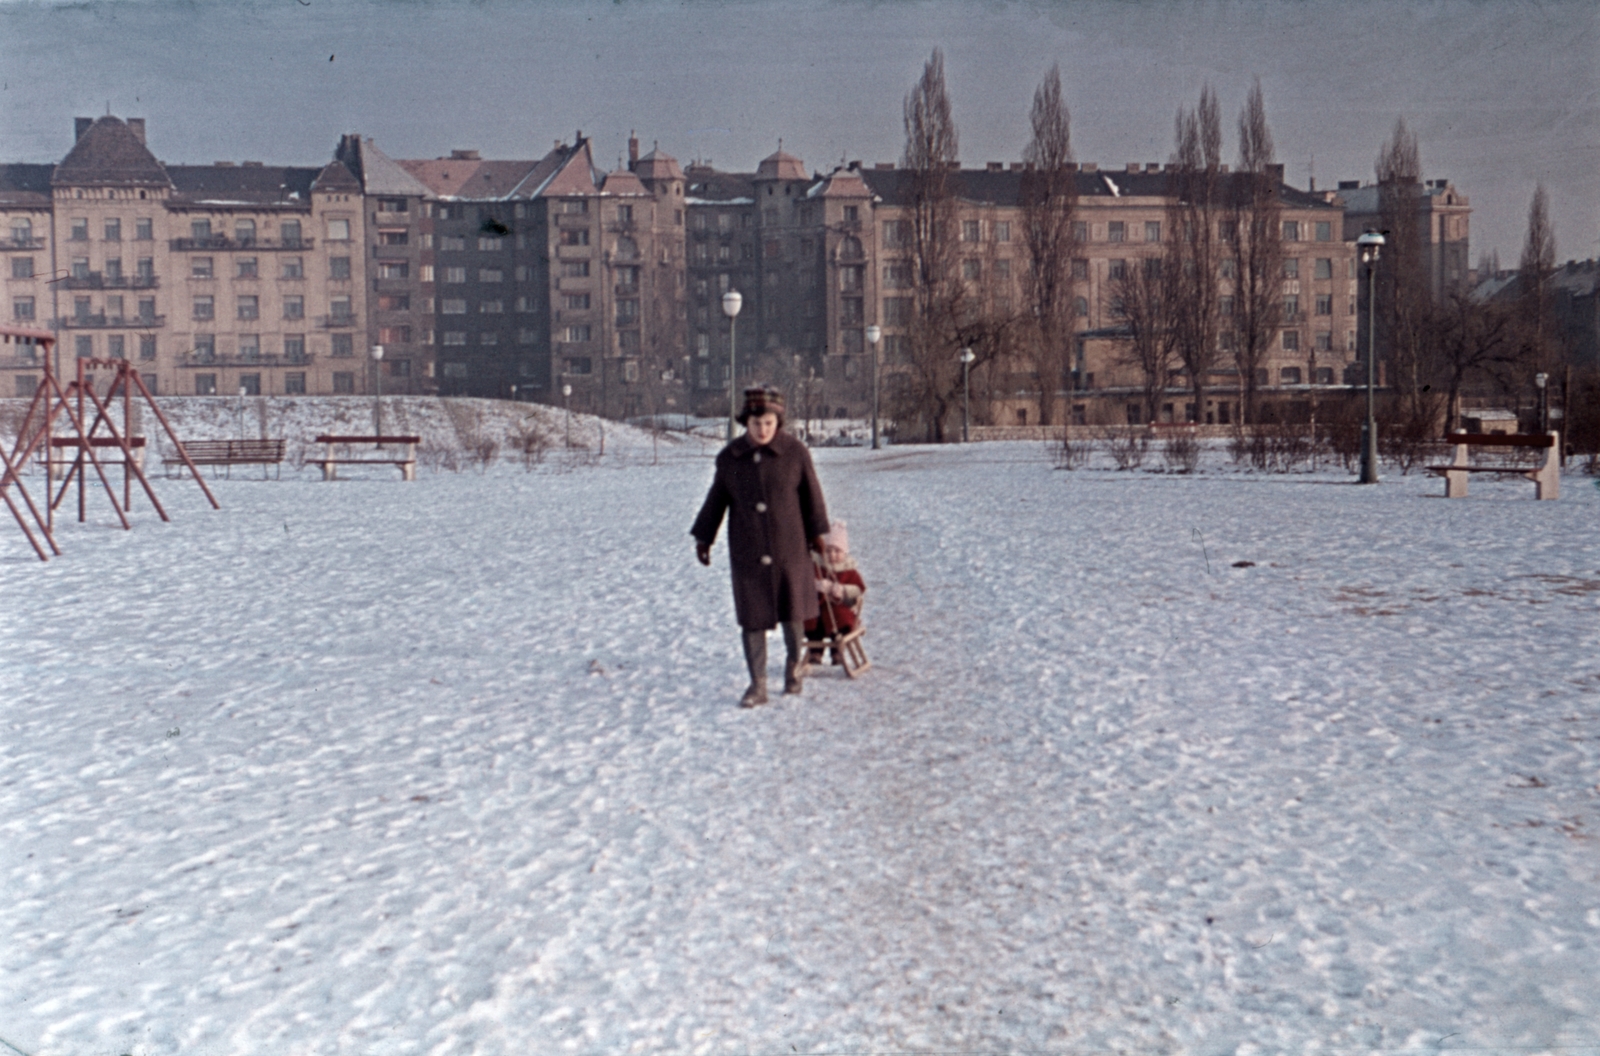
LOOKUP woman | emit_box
[691,387,830,707]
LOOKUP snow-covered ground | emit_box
[2,439,1598,1055]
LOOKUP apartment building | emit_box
[1338,177,1471,300]
[3,116,367,399]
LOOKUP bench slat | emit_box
[314,435,421,445]
[1446,433,1553,448]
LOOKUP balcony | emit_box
[318,314,357,329]
[169,236,314,252]
[5,235,48,251]
[0,354,45,370]
[177,352,314,369]
[59,273,160,291]
[614,284,640,296]
[57,314,167,329]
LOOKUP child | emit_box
[805,521,866,664]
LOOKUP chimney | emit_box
[75,117,93,141]
[1126,163,1139,173]
[628,131,639,170]
[127,118,146,144]
[1266,162,1285,182]
[449,149,480,160]
[988,161,1004,172]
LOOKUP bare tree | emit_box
[1435,291,1514,432]
[1020,64,1078,427]
[1374,117,1434,422]
[894,48,970,441]
[1518,182,1557,377]
[1113,255,1179,424]
[1165,85,1225,423]
[1229,78,1284,428]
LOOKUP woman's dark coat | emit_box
[691,430,830,630]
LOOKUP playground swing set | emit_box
[2,326,217,562]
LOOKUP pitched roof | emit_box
[684,167,756,204]
[813,169,870,199]
[859,167,1341,211]
[535,139,602,198]
[399,157,546,200]
[352,138,433,198]
[310,160,362,194]
[52,116,170,188]
[166,165,319,206]
[632,148,682,182]
[599,169,648,196]
[757,149,806,181]
[0,163,53,206]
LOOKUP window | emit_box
[237,295,259,320]
[441,361,467,379]
[1314,258,1333,280]
[194,373,217,395]
[615,299,638,321]
[560,261,590,278]
[439,235,466,252]
[375,198,409,216]
[883,297,913,326]
[962,220,981,243]
[330,296,353,323]
[73,296,92,321]
[565,325,592,342]
[1282,221,1300,242]
[843,205,859,224]
[137,257,154,280]
[994,259,1011,281]
[1218,220,1238,243]
[329,257,351,280]
[1218,295,1234,317]
[441,298,467,314]
[191,219,211,241]
[840,298,863,325]
[1315,221,1332,242]
[378,295,410,311]
[135,218,153,241]
[1108,259,1127,280]
[284,372,306,394]
[9,219,32,244]
[1071,258,1089,280]
[882,220,911,247]
[1280,367,1302,384]
[76,335,94,358]
[332,372,355,394]
[1315,332,1333,351]
[479,332,498,345]
[281,257,304,279]
[284,335,306,362]
[420,265,435,282]
[1283,295,1300,318]
[480,300,504,314]
[1281,330,1300,351]
[962,259,982,281]
[377,262,409,280]
[331,333,354,357]
[1145,221,1162,243]
[11,257,33,279]
[616,266,640,290]
[883,262,911,289]
[192,257,214,279]
[477,236,503,252]
[1282,258,1300,278]
[696,332,709,357]
[71,218,89,241]
[235,220,256,245]
[239,335,260,361]
[280,220,303,246]
[379,229,409,246]
[326,219,351,241]
[192,295,214,320]
[1071,220,1088,242]
[236,257,258,279]
[562,199,588,215]
[1074,296,1088,317]
[107,335,125,359]
[105,295,124,320]
[444,267,467,284]
[994,221,1011,243]
[283,295,304,320]
[104,218,121,242]
[1108,221,1126,243]
[560,229,590,247]
[564,357,593,374]
[71,257,91,279]
[479,268,503,283]
[1315,294,1333,315]
[137,297,156,321]
[1218,258,1236,278]
[442,332,467,346]
[139,334,156,360]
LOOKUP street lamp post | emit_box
[1356,232,1385,484]
[959,347,976,443]
[370,344,385,447]
[562,383,573,446]
[865,324,882,449]
[722,289,743,440]
[1535,372,1548,434]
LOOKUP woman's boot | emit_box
[782,620,805,695]
[740,630,768,707]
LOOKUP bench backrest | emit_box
[1451,432,1554,449]
[314,434,422,445]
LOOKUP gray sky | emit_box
[2,0,1595,265]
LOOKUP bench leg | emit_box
[400,462,416,482]
[320,461,336,482]
[1444,468,1467,498]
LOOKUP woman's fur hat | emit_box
[736,386,786,425]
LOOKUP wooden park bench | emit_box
[1425,430,1559,500]
[162,438,287,479]
[312,434,420,481]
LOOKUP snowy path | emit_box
[3,446,1598,1055]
